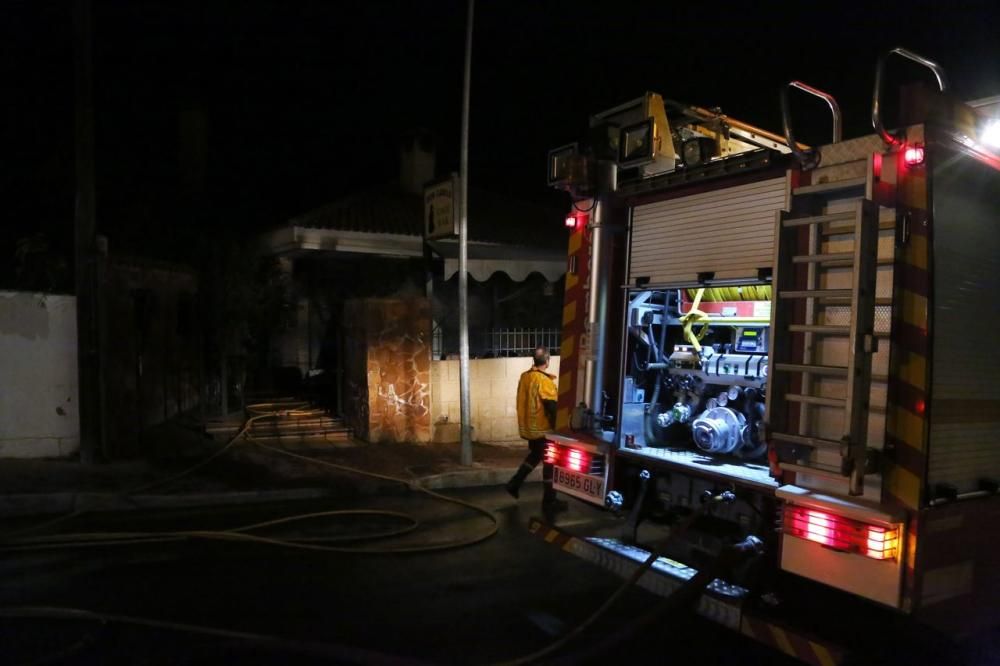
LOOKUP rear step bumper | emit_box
[528,518,847,666]
[528,518,746,628]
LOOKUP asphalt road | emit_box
[0,485,822,665]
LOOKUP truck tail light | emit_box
[565,447,591,472]
[546,444,592,472]
[783,506,900,561]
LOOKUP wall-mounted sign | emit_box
[424,174,460,240]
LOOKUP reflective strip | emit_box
[769,624,796,658]
[556,223,589,428]
[903,232,929,271]
[883,128,930,513]
[740,617,846,665]
[896,351,927,392]
[887,406,925,451]
[887,465,922,508]
[559,335,575,365]
[898,169,926,208]
[900,292,928,332]
[812,642,838,666]
[568,231,582,255]
[562,301,577,326]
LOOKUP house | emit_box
[258,132,567,442]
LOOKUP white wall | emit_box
[0,291,80,458]
[430,356,560,444]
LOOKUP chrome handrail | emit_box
[872,47,948,147]
[781,80,842,169]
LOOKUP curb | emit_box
[0,467,540,518]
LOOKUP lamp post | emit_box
[458,0,474,466]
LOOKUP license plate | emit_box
[553,466,604,500]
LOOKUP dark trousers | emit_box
[508,437,555,502]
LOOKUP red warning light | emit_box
[903,144,925,166]
[914,398,926,415]
[784,505,900,561]
[565,216,578,229]
[563,447,591,472]
[566,448,584,472]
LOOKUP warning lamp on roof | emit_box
[903,143,925,166]
[565,215,578,230]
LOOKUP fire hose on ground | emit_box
[0,405,763,664]
[0,404,499,553]
[494,491,763,665]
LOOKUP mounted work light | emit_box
[547,142,581,188]
[619,118,655,168]
[982,119,1000,150]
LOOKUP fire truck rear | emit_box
[538,48,1000,663]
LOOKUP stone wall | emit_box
[0,291,80,458]
[342,298,432,443]
[430,356,560,444]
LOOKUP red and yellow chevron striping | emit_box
[555,213,591,430]
[740,616,845,666]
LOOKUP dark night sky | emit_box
[3,0,1000,276]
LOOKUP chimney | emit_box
[399,130,436,195]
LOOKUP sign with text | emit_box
[424,174,460,240]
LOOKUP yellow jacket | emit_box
[516,367,558,439]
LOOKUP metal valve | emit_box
[605,491,624,513]
[701,489,737,504]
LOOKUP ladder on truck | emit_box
[766,168,880,496]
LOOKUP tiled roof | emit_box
[290,184,423,237]
[288,183,565,251]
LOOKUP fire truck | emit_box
[539,48,1000,663]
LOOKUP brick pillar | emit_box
[342,298,431,443]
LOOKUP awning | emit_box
[261,227,566,282]
[430,238,566,283]
[443,257,565,282]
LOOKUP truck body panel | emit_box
[541,78,1000,660]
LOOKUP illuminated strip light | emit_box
[545,444,594,473]
[566,447,589,473]
[783,506,900,561]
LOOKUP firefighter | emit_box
[506,347,567,511]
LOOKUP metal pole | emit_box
[74,0,100,463]
[458,0,474,466]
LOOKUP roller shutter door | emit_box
[629,177,786,285]
[927,154,1000,494]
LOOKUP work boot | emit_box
[505,463,533,499]
[542,497,569,515]
[542,484,568,513]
